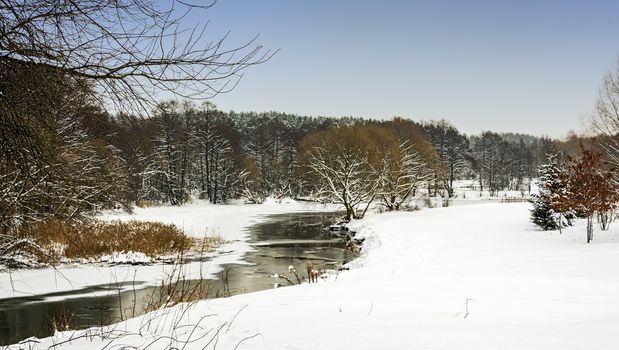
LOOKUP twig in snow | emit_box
[455,298,477,319]
[464,298,476,318]
[234,333,263,350]
[226,304,249,332]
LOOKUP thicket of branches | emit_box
[0,0,272,264]
[0,0,274,112]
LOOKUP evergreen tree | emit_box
[530,194,559,230]
[530,155,562,230]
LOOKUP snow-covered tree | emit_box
[379,141,432,211]
[140,104,188,205]
[192,103,242,203]
[300,125,387,220]
[530,154,562,230]
[1,64,130,238]
[422,120,469,197]
[470,131,512,196]
[531,196,559,230]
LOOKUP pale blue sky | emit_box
[168,0,619,137]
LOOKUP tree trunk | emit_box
[213,153,219,203]
[587,215,593,243]
[205,144,211,202]
[599,212,610,231]
[360,195,375,218]
[345,206,354,221]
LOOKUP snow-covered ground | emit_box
[451,179,537,199]
[416,179,537,208]
[13,203,619,349]
[0,199,339,299]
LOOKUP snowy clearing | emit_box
[0,199,339,300]
[12,203,619,349]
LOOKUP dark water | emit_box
[0,211,354,345]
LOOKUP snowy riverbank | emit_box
[0,199,339,300]
[11,202,619,349]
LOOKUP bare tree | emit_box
[422,120,469,197]
[300,125,388,220]
[471,131,507,196]
[590,58,619,183]
[194,109,240,203]
[379,141,432,211]
[139,101,195,205]
[0,0,275,112]
[0,63,131,236]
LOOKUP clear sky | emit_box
[170,0,619,137]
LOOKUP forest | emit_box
[0,62,584,234]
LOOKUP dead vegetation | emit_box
[187,235,226,256]
[273,262,332,287]
[140,268,231,318]
[31,219,192,261]
[0,216,227,271]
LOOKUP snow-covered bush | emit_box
[0,233,45,269]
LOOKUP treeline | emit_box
[80,102,574,209]
[2,101,579,224]
[97,105,561,205]
[98,101,361,206]
[1,64,579,233]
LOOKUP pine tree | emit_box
[530,194,559,230]
[530,154,562,230]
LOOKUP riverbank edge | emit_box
[0,200,342,301]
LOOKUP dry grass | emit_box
[32,219,192,260]
[141,271,213,314]
[189,236,226,255]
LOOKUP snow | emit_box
[0,199,339,299]
[10,203,619,349]
[99,251,153,265]
[415,179,537,208]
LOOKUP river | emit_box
[0,211,355,345]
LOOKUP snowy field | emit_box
[451,179,537,199]
[0,199,338,299]
[12,202,619,349]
